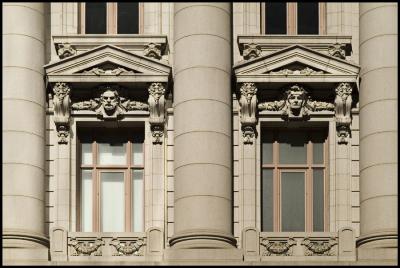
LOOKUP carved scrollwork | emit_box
[109,238,145,256]
[301,237,338,256]
[144,43,162,60]
[268,67,324,76]
[71,85,149,120]
[260,237,297,256]
[328,43,346,59]
[68,238,104,256]
[53,82,71,144]
[239,83,258,145]
[57,43,77,59]
[243,43,261,60]
[335,82,353,144]
[82,67,135,76]
[148,83,166,144]
[258,84,334,121]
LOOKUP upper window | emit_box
[78,129,144,233]
[80,2,141,34]
[262,2,326,35]
[261,128,328,232]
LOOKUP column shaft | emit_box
[358,3,397,250]
[3,2,48,249]
[172,3,235,248]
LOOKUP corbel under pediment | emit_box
[234,45,360,84]
[45,44,171,84]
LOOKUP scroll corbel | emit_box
[148,83,166,144]
[239,83,258,144]
[53,82,71,144]
[335,82,353,144]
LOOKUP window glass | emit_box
[132,143,144,166]
[81,143,93,165]
[262,169,274,231]
[313,169,324,231]
[265,2,287,34]
[297,2,319,34]
[98,143,126,165]
[100,172,125,232]
[281,172,305,231]
[117,2,139,34]
[262,132,274,164]
[85,2,107,34]
[81,170,92,232]
[279,130,307,164]
[132,169,144,232]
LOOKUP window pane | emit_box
[312,130,326,164]
[265,2,287,34]
[118,2,139,34]
[313,169,324,231]
[85,2,107,34]
[81,143,92,165]
[132,169,144,232]
[98,143,126,165]
[262,131,274,164]
[132,143,144,166]
[81,170,92,232]
[101,172,125,232]
[297,2,319,34]
[279,130,307,164]
[281,172,305,231]
[262,169,274,231]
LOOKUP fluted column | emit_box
[3,1,48,256]
[358,3,397,256]
[171,3,235,249]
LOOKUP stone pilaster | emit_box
[3,2,49,262]
[168,3,240,259]
[357,3,398,260]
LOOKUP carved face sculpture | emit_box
[100,90,119,113]
[287,89,306,112]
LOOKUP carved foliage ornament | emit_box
[53,82,71,144]
[334,82,353,144]
[261,237,297,256]
[258,84,335,120]
[328,43,346,59]
[239,83,258,144]
[148,83,166,144]
[68,238,104,256]
[110,238,145,256]
[268,67,324,76]
[301,237,338,256]
[144,43,162,60]
[71,85,149,120]
[83,67,135,76]
[57,43,77,59]
[243,43,261,60]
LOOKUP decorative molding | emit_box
[68,238,104,256]
[328,43,346,59]
[53,82,71,144]
[71,85,149,120]
[109,238,145,256]
[335,82,353,144]
[239,83,258,144]
[243,43,261,60]
[57,43,77,59]
[260,237,296,256]
[144,43,162,60]
[258,84,334,120]
[148,83,166,144]
[268,67,324,75]
[82,67,135,76]
[301,237,338,256]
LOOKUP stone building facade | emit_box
[3,2,397,265]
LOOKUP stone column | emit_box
[171,3,235,250]
[358,3,397,259]
[3,2,49,261]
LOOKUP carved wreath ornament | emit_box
[301,237,338,256]
[110,238,145,256]
[261,237,297,256]
[68,238,104,256]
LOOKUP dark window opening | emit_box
[297,2,319,34]
[85,2,107,34]
[117,2,139,34]
[265,2,287,34]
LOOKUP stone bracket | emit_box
[52,82,71,145]
[334,82,353,145]
[239,83,258,145]
[148,83,166,144]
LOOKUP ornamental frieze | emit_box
[268,67,324,76]
[301,237,338,256]
[260,237,297,256]
[68,238,104,256]
[82,67,136,76]
[110,238,145,256]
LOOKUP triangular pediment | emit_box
[45,45,171,83]
[234,45,360,76]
